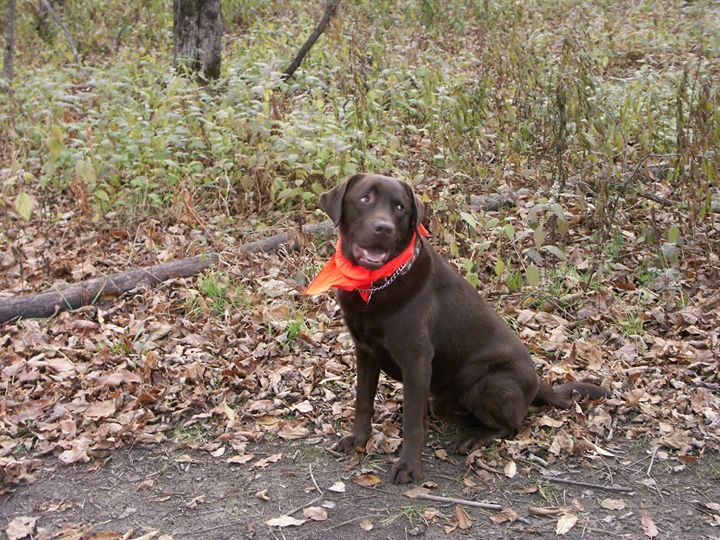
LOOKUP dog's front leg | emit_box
[390,349,432,484]
[336,349,379,452]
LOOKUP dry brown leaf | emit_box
[528,506,566,517]
[84,400,116,419]
[504,460,517,478]
[403,486,430,498]
[641,511,659,538]
[255,489,270,501]
[252,453,282,469]
[490,507,519,524]
[303,506,328,521]
[455,505,472,530]
[265,515,306,528]
[600,498,627,510]
[226,454,254,465]
[328,481,346,493]
[186,495,205,508]
[359,519,374,531]
[353,473,381,487]
[556,512,578,535]
[6,516,38,540]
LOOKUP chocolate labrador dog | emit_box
[313,173,609,484]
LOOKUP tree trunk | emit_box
[173,0,222,81]
[2,0,16,82]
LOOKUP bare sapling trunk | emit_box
[3,0,16,82]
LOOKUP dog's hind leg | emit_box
[453,374,531,454]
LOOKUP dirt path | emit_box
[3,435,719,539]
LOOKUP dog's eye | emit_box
[395,203,404,212]
[360,195,371,203]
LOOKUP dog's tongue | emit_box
[352,244,389,266]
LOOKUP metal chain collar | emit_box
[355,238,422,302]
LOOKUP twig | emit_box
[2,0,16,82]
[411,492,503,510]
[285,494,323,517]
[174,519,246,537]
[641,191,720,214]
[544,477,632,493]
[527,453,549,468]
[323,514,377,531]
[282,0,341,81]
[309,464,323,495]
[39,0,88,75]
[646,447,658,477]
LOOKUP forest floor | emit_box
[2,180,720,539]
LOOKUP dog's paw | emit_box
[335,433,369,453]
[390,458,423,484]
[454,434,491,454]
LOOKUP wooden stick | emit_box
[0,221,336,324]
[412,492,503,510]
[282,0,341,81]
[544,476,632,493]
[39,0,87,74]
[2,0,16,82]
[641,191,720,214]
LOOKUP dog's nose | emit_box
[373,220,395,235]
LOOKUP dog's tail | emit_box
[533,380,610,409]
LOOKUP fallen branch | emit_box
[39,0,87,75]
[641,191,720,214]
[544,476,632,493]
[282,0,341,81]
[0,221,336,324]
[411,492,503,511]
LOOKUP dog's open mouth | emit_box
[352,243,390,269]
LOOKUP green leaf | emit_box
[541,245,567,260]
[15,192,37,221]
[526,264,540,287]
[667,224,680,244]
[502,224,515,241]
[533,225,546,247]
[459,211,477,231]
[465,272,479,288]
[494,258,505,276]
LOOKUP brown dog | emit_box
[311,173,609,484]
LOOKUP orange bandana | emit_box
[306,224,429,302]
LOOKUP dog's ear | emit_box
[402,181,425,228]
[320,174,364,226]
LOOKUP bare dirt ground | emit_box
[3,434,720,539]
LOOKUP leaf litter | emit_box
[2,158,720,538]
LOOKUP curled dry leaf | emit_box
[352,473,381,487]
[303,506,328,521]
[359,519,374,531]
[490,508,519,524]
[255,489,270,501]
[6,516,38,540]
[226,453,254,465]
[641,511,659,538]
[84,400,116,419]
[528,506,566,517]
[555,512,578,535]
[265,515,306,528]
[455,505,472,530]
[252,453,282,469]
[403,486,430,499]
[504,460,517,478]
[328,481,346,493]
[600,498,627,510]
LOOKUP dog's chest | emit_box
[343,310,404,380]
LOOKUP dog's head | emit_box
[319,174,425,269]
